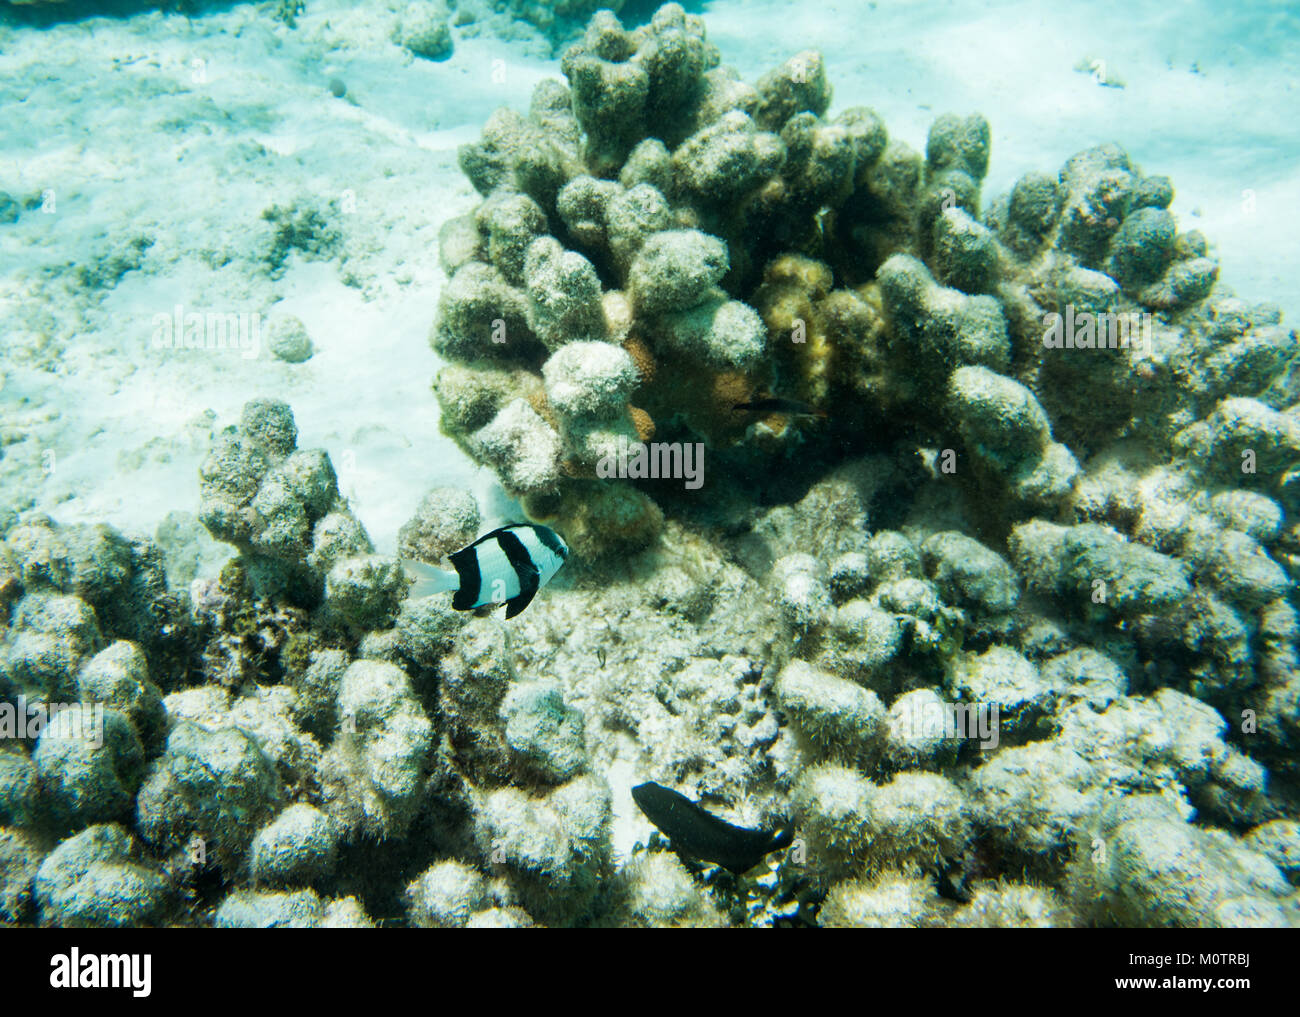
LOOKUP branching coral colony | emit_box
[430,0,1300,750]
[429,4,1272,564]
[3,3,1300,930]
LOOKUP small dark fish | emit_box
[933,858,971,904]
[732,397,826,418]
[632,782,793,875]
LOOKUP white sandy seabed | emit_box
[0,0,1296,575]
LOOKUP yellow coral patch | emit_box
[629,405,656,442]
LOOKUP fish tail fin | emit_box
[402,559,459,598]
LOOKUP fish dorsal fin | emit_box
[462,524,522,550]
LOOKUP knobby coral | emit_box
[3,2,1298,931]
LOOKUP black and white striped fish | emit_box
[403,523,569,619]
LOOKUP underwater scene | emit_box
[1,0,1298,933]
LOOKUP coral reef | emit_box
[447,0,631,53]
[3,2,1299,931]
[392,1,454,61]
[34,824,169,928]
[197,399,371,606]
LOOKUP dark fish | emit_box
[732,397,826,418]
[403,523,568,619]
[933,859,971,904]
[632,782,793,875]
